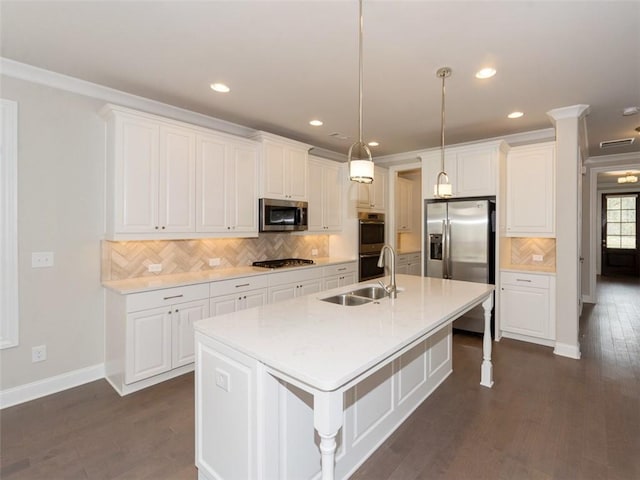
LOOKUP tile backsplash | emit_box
[102,234,329,281]
[509,237,556,268]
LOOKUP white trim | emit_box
[553,342,581,359]
[585,151,640,165]
[0,57,255,139]
[0,98,19,350]
[582,294,596,304]
[0,363,105,409]
[546,104,591,122]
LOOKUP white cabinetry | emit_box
[421,140,508,199]
[499,271,556,346]
[322,262,357,290]
[253,132,310,201]
[209,275,269,316]
[106,283,210,394]
[195,133,258,235]
[268,267,323,303]
[505,142,556,237]
[396,177,414,232]
[358,166,388,212]
[397,253,421,276]
[308,156,343,232]
[103,109,196,237]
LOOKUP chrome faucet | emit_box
[377,244,397,299]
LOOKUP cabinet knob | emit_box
[227,226,231,230]
[168,311,172,314]
[161,226,166,230]
[155,226,159,230]
[175,308,179,313]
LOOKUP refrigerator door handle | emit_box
[445,219,452,279]
[442,219,448,279]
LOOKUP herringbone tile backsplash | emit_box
[509,237,556,268]
[102,235,329,281]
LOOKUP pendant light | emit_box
[434,67,453,197]
[348,0,374,184]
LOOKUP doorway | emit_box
[601,193,639,277]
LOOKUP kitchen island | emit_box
[194,274,494,480]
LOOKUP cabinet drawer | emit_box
[210,275,269,297]
[408,253,421,263]
[322,262,356,277]
[268,267,322,287]
[127,283,209,312]
[397,254,409,266]
[501,271,550,289]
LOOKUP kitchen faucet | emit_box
[377,244,397,299]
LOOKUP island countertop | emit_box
[194,274,494,392]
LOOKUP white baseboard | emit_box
[0,363,105,409]
[553,342,581,359]
[582,294,596,304]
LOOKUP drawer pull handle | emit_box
[337,268,347,271]
[163,294,184,300]
[235,283,250,288]
[516,279,532,282]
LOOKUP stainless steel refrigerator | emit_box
[424,198,496,334]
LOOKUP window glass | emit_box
[605,195,637,250]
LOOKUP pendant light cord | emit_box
[440,70,446,173]
[358,0,364,145]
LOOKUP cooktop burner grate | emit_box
[252,258,315,269]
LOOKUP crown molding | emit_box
[309,147,347,162]
[585,151,640,165]
[546,104,591,122]
[0,57,255,138]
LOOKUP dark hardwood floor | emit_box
[1,276,638,479]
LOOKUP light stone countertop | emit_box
[397,249,421,255]
[103,256,357,294]
[500,264,556,274]
[194,274,494,392]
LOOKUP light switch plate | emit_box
[148,264,162,273]
[32,252,54,268]
[532,254,544,262]
[209,258,221,267]
[215,368,231,392]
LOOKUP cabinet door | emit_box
[210,293,240,317]
[269,284,297,303]
[126,307,172,384]
[500,285,549,338]
[262,142,287,199]
[323,162,343,231]
[396,264,409,275]
[172,299,209,368]
[297,278,322,297]
[340,272,357,287]
[286,147,308,201]
[506,143,555,237]
[421,150,455,200]
[196,134,229,232]
[357,183,373,209]
[323,275,341,291]
[396,178,413,231]
[408,262,421,276]
[243,289,268,310]
[231,143,258,232]
[114,115,160,233]
[307,159,325,231]
[455,148,496,197]
[159,125,196,232]
[373,167,387,210]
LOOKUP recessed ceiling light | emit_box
[368,141,379,147]
[210,83,230,93]
[475,67,496,79]
[508,111,524,119]
[309,120,323,126]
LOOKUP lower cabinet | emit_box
[106,283,210,395]
[499,271,556,346]
[209,275,269,316]
[397,253,422,276]
[268,267,323,303]
[322,262,357,290]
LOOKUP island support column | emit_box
[313,389,344,480]
[480,295,494,388]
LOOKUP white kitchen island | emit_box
[194,274,494,480]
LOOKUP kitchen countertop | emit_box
[397,249,421,255]
[103,256,356,294]
[194,274,494,392]
[501,264,556,274]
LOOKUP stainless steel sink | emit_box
[320,294,372,306]
[348,286,389,300]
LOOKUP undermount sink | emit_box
[348,286,389,300]
[321,293,372,306]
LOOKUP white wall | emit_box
[0,76,106,390]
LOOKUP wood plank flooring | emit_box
[1,276,638,479]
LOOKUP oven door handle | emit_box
[360,253,381,258]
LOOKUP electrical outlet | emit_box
[208,258,221,267]
[532,254,544,262]
[311,249,318,257]
[215,368,230,392]
[32,345,47,363]
[148,264,162,273]
[32,252,54,268]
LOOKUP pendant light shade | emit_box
[348,0,374,184]
[434,67,453,198]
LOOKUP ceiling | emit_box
[2,1,639,158]
[597,169,640,188]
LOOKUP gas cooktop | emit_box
[252,258,315,269]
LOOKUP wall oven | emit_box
[358,211,385,281]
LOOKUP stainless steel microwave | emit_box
[259,198,308,232]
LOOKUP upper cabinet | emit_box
[396,177,414,232]
[357,166,388,212]
[505,142,555,237]
[102,104,258,240]
[421,140,508,199]
[308,156,343,233]
[195,133,258,234]
[252,132,310,201]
